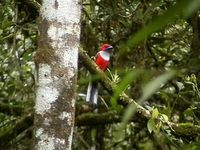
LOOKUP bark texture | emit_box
[34,0,81,149]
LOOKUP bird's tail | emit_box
[86,81,98,105]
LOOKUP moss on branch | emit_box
[79,49,200,136]
[0,102,24,116]
[13,0,200,140]
[79,49,151,117]
[76,111,120,126]
[170,122,200,136]
[79,50,114,93]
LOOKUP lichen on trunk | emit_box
[34,0,81,149]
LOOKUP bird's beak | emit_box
[108,46,113,50]
[106,46,113,52]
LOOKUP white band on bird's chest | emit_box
[99,51,110,61]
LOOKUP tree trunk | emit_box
[34,0,81,149]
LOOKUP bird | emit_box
[86,44,113,105]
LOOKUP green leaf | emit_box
[2,18,12,29]
[161,114,169,122]
[122,71,175,125]
[141,71,175,102]
[126,0,200,49]
[152,108,159,119]
[111,70,142,109]
[121,102,136,127]
[183,1,200,18]
[113,129,125,142]
[147,118,155,133]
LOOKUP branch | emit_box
[79,49,151,118]
[0,113,33,147]
[79,50,113,93]
[79,49,200,137]
[14,0,200,139]
[76,111,120,126]
[0,102,24,116]
[76,111,200,137]
[20,0,40,13]
[170,122,200,137]
[1,110,200,146]
[18,0,151,125]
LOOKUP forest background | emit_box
[1,0,200,149]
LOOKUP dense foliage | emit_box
[1,0,200,149]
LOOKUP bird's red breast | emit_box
[95,52,110,71]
